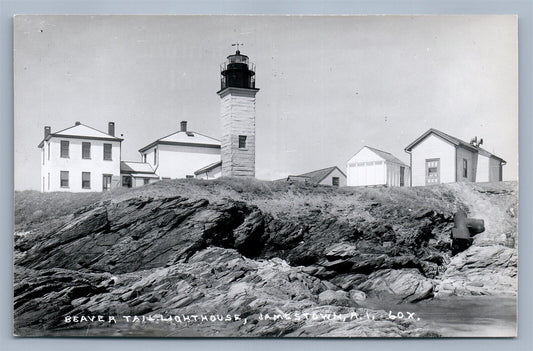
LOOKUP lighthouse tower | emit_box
[217,48,259,177]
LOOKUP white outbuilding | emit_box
[287,166,347,187]
[120,161,159,188]
[346,146,410,187]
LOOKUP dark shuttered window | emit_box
[82,142,91,159]
[82,172,91,189]
[60,171,69,188]
[103,143,112,160]
[238,135,247,149]
[60,141,69,158]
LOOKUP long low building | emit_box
[120,161,159,188]
[287,166,347,187]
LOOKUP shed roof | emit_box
[288,166,346,184]
[364,146,408,166]
[120,161,156,175]
[38,123,123,148]
[404,128,506,163]
[139,130,220,153]
[194,161,222,175]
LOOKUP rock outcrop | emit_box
[13,179,517,337]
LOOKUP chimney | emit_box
[180,121,187,132]
[44,126,51,138]
[75,121,81,126]
[108,122,115,136]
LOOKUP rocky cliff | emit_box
[13,179,517,337]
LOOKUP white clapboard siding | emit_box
[346,146,409,187]
[410,134,455,186]
[41,138,121,192]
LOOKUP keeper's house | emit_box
[38,122,123,192]
[404,128,506,186]
[138,121,221,180]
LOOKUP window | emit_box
[463,159,468,178]
[122,175,132,188]
[47,172,50,191]
[103,143,112,160]
[60,171,69,188]
[47,143,50,160]
[186,175,194,179]
[238,135,247,149]
[143,178,150,185]
[154,148,157,165]
[425,158,440,185]
[103,174,112,191]
[428,167,438,176]
[332,177,340,187]
[82,142,91,159]
[82,172,91,189]
[60,140,69,158]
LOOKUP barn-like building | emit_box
[404,128,506,186]
[287,166,347,187]
[346,146,410,187]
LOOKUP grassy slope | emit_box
[16,178,516,231]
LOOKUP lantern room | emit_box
[220,50,256,90]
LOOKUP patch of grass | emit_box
[14,190,103,229]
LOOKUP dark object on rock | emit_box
[451,210,485,255]
[451,238,472,256]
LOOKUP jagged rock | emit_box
[13,180,518,336]
[434,245,517,297]
[357,269,434,302]
[349,289,367,303]
[324,243,358,259]
[318,290,354,306]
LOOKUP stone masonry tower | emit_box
[217,48,259,177]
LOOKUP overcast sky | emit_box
[14,15,518,190]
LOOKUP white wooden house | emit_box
[404,128,506,186]
[346,146,410,187]
[138,121,221,179]
[287,166,347,187]
[38,122,123,192]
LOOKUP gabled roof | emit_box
[404,128,506,163]
[194,161,222,175]
[288,166,346,184]
[120,161,156,175]
[38,123,123,148]
[364,146,408,166]
[138,130,221,153]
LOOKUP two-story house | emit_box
[38,122,123,192]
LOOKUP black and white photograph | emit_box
[13,15,518,337]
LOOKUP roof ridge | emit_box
[299,166,337,175]
[54,123,118,138]
[365,145,393,155]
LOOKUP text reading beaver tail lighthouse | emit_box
[217,46,259,177]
